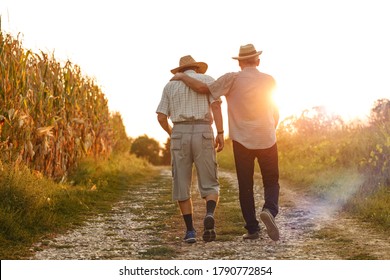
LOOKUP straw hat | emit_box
[171,55,208,74]
[232,44,262,60]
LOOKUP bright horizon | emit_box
[1,0,389,144]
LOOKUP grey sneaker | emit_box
[260,209,279,241]
[242,231,260,240]
[203,214,216,242]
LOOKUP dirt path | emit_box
[31,168,390,260]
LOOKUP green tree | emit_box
[160,137,171,165]
[130,135,161,165]
[110,112,132,154]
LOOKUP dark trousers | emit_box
[232,141,280,233]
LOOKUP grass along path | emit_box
[31,167,390,260]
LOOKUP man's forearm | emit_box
[211,101,224,152]
[172,73,211,94]
[157,113,172,136]
[211,102,223,133]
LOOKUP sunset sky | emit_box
[1,0,389,144]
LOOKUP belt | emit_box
[173,120,211,125]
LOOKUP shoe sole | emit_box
[203,215,216,242]
[242,232,259,240]
[204,215,215,230]
[203,229,216,242]
[184,238,196,244]
[260,211,280,241]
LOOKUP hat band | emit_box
[239,50,258,57]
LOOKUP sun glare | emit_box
[272,73,376,124]
[274,89,373,124]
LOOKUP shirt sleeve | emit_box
[208,72,238,99]
[156,84,170,116]
[201,74,221,104]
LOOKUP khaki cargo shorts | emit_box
[170,123,220,201]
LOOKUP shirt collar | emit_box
[242,66,258,71]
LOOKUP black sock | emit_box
[206,200,217,216]
[183,214,194,231]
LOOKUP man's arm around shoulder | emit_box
[171,73,210,94]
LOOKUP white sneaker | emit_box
[260,209,279,241]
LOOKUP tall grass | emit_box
[217,111,389,231]
[216,138,235,171]
[278,118,389,229]
[0,153,154,259]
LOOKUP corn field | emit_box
[0,30,121,179]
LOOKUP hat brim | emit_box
[232,51,262,60]
[171,62,208,74]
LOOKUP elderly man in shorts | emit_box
[156,55,224,243]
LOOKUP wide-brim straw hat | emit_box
[232,44,262,60]
[171,55,208,74]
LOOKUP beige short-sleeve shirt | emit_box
[209,67,277,149]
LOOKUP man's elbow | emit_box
[157,113,167,124]
[198,84,211,94]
